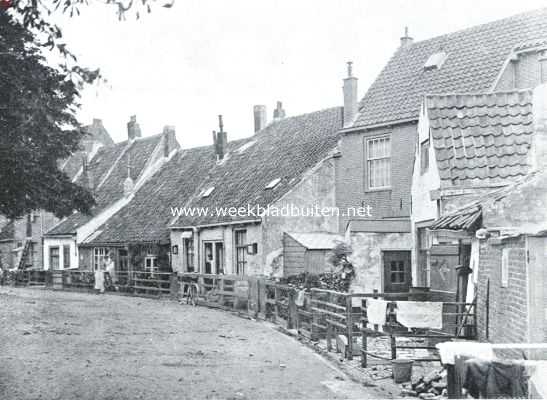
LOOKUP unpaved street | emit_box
[0,288,376,400]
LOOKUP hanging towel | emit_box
[295,290,306,307]
[395,301,443,330]
[436,341,494,365]
[528,361,547,400]
[366,298,388,326]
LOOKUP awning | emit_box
[429,205,482,231]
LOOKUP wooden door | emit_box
[383,251,411,293]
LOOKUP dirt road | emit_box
[0,287,378,400]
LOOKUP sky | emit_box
[56,0,547,148]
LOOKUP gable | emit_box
[352,8,547,129]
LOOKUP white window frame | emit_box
[501,248,509,288]
[93,247,110,271]
[144,255,158,273]
[366,135,391,190]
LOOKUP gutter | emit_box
[338,117,418,134]
[171,218,262,230]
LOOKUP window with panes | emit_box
[366,136,391,189]
[235,230,247,276]
[93,247,109,271]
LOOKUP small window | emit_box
[200,187,215,198]
[366,136,391,189]
[501,248,509,288]
[420,139,430,174]
[424,51,448,70]
[63,245,71,269]
[265,178,281,190]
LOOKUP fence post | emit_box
[288,289,297,330]
[345,294,353,360]
[361,297,368,367]
[311,289,319,341]
[273,285,279,323]
[388,302,397,360]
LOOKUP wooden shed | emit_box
[283,232,343,277]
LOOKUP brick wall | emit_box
[336,122,416,232]
[495,51,542,91]
[476,235,529,343]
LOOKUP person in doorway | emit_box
[104,255,116,290]
[94,264,105,294]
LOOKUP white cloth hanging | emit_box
[395,301,443,330]
[366,298,388,326]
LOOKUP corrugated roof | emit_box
[171,107,343,227]
[430,170,541,231]
[286,232,343,250]
[351,8,547,128]
[47,134,164,235]
[427,90,534,186]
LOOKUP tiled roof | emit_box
[47,135,164,235]
[0,221,14,242]
[427,90,534,186]
[170,107,343,227]
[84,141,245,244]
[352,8,547,128]
[286,232,343,250]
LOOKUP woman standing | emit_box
[94,264,105,294]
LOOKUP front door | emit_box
[203,241,224,274]
[383,250,411,293]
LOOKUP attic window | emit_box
[265,178,281,190]
[201,187,215,198]
[424,51,448,70]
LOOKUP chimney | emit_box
[253,105,267,132]
[273,101,286,120]
[92,118,103,128]
[400,26,413,48]
[343,61,358,128]
[127,115,141,140]
[123,155,134,197]
[213,115,228,161]
[162,125,175,158]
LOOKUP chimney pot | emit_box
[400,26,413,47]
[213,116,228,161]
[273,101,286,120]
[253,105,267,132]
[343,61,358,128]
[127,115,142,140]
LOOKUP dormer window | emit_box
[265,178,281,190]
[424,51,448,70]
[200,187,215,198]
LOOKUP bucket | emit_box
[392,359,413,383]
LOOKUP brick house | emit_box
[427,83,547,343]
[338,8,547,295]
[0,119,113,271]
[42,117,179,271]
[169,106,342,277]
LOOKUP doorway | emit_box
[383,250,411,293]
[203,241,224,274]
